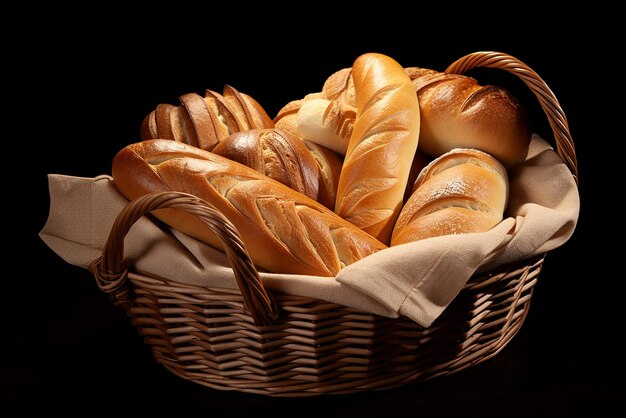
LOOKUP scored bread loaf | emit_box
[323,67,357,108]
[302,140,343,209]
[391,148,508,245]
[112,139,386,276]
[141,85,273,150]
[219,85,275,131]
[212,128,342,209]
[334,53,421,244]
[212,128,320,203]
[407,67,530,166]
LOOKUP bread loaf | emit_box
[407,68,530,166]
[323,67,356,108]
[179,92,222,150]
[112,139,386,276]
[220,85,275,131]
[141,86,273,150]
[212,128,320,202]
[302,140,343,209]
[334,53,421,244]
[391,148,508,245]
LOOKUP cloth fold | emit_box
[40,135,579,327]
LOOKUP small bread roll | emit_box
[391,148,508,245]
[273,92,324,140]
[296,98,355,155]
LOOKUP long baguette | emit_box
[335,53,421,244]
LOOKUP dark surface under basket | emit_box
[119,257,542,396]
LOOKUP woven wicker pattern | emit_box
[122,257,541,396]
[90,51,577,396]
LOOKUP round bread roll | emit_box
[391,148,508,245]
[273,92,324,140]
[408,68,530,166]
[296,98,355,155]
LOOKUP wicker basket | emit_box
[89,51,578,397]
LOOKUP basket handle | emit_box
[89,191,279,326]
[445,51,578,185]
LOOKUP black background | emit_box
[5,16,623,417]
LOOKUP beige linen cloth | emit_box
[40,136,579,327]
